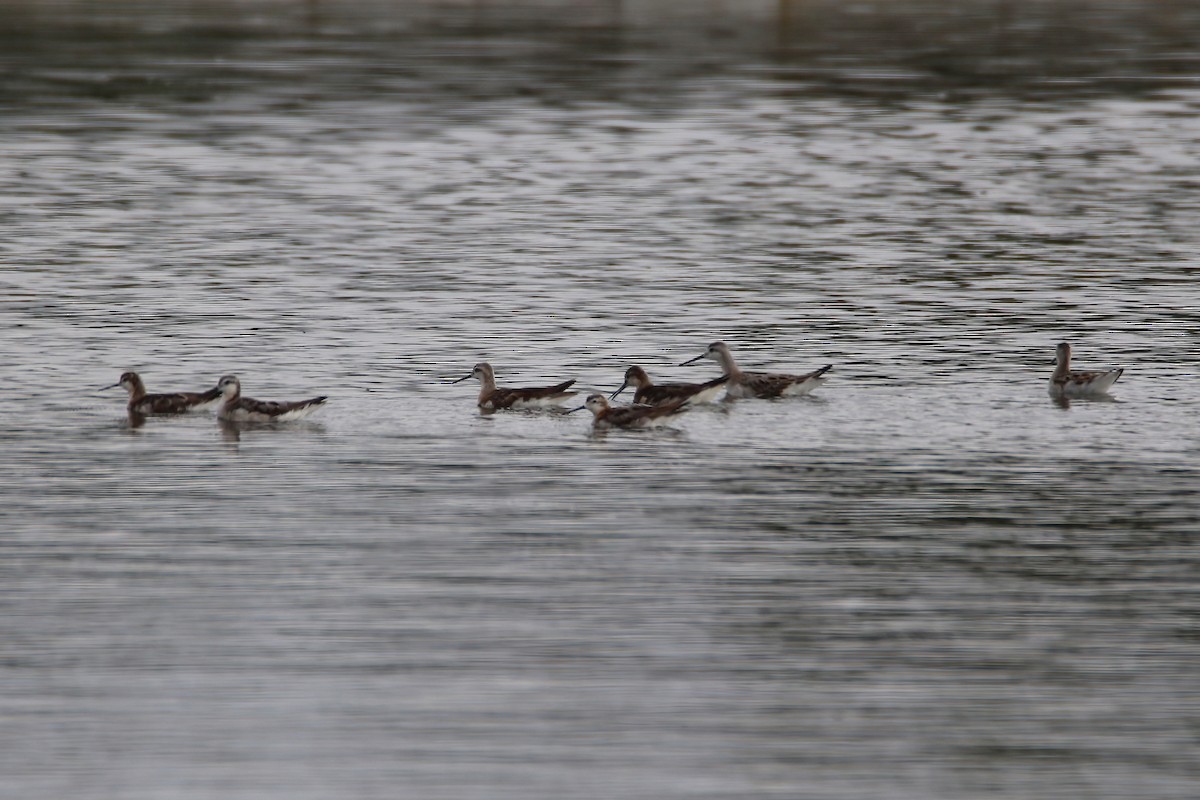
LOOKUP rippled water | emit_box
[2,1,1199,797]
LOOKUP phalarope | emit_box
[216,375,327,421]
[102,371,222,415]
[571,393,689,430]
[609,366,728,406]
[680,341,831,398]
[452,362,577,410]
[1049,342,1123,398]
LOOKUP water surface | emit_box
[2,1,1199,798]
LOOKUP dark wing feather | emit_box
[635,375,729,405]
[487,389,521,409]
[134,389,218,414]
[238,396,327,417]
[741,372,795,399]
[634,385,686,405]
[195,386,223,404]
[1066,370,1111,385]
[699,373,733,389]
[605,398,687,427]
[490,380,577,408]
[743,367,830,398]
[517,379,576,398]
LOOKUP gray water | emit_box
[2,1,1199,797]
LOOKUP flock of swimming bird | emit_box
[104,340,1124,429]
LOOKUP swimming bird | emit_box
[679,341,831,398]
[216,375,327,421]
[609,366,728,406]
[102,371,222,415]
[571,393,688,430]
[1049,342,1123,398]
[452,362,576,410]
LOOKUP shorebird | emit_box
[1049,342,1123,398]
[216,375,327,421]
[609,366,728,406]
[452,362,576,410]
[571,393,689,430]
[102,371,222,415]
[679,341,831,399]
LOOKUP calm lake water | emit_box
[2,1,1199,797]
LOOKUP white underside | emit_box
[727,375,826,398]
[633,415,678,428]
[725,382,756,399]
[133,396,220,414]
[219,404,322,422]
[597,416,675,430]
[688,384,727,404]
[780,376,826,397]
[1048,371,1122,398]
[505,394,576,410]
